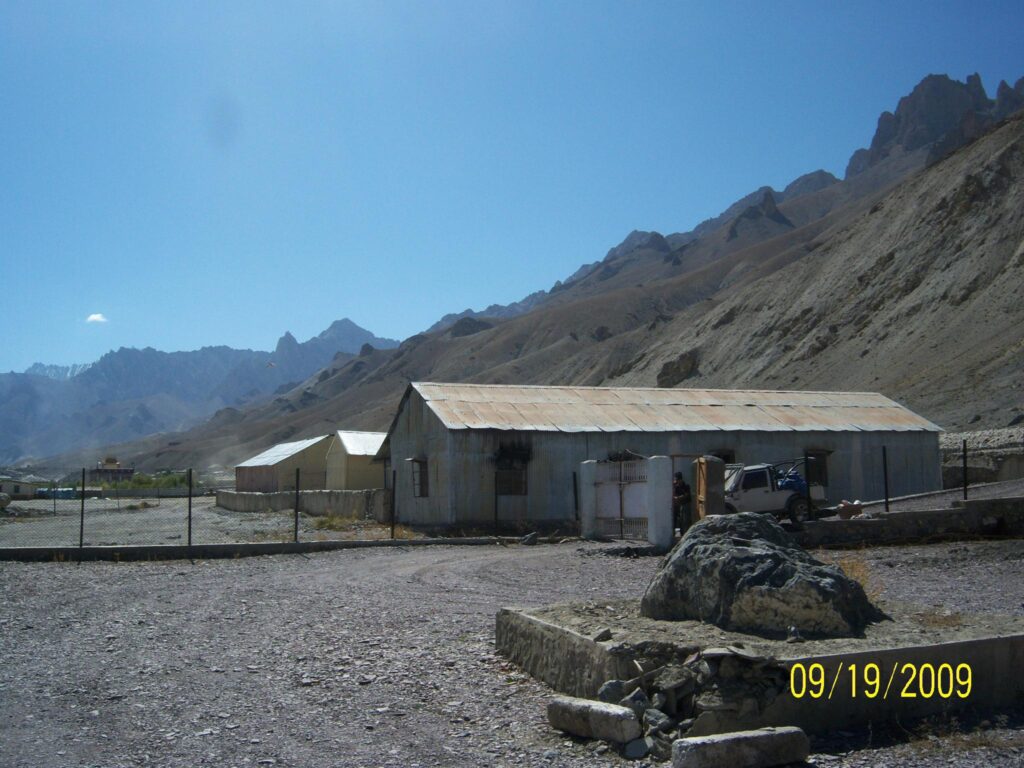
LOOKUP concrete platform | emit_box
[496,599,1024,735]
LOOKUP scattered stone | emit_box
[592,627,613,642]
[597,679,629,703]
[546,695,641,744]
[623,735,652,759]
[520,532,539,546]
[619,688,651,718]
[671,726,809,768]
[650,733,674,761]
[640,512,882,637]
[644,708,671,733]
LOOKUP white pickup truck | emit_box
[722,459,826,524]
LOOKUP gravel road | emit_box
[2,540,1023,768]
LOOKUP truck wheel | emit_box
[788,497,810,524]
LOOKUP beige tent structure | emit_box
[235,435,334,493]
[326,431,387,490]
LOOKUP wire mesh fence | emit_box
[0,468,398,550]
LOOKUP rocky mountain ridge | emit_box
[0,319,398,464]
[22,362,93,379]
[426,73,1019,335]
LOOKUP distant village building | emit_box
[0,475,47,499]
[235,435,334,493]
[379,382,942,528]
[88,456,135,484]
[326,431,387,490]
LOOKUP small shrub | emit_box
[311,514,359,531]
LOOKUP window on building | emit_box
[804,450,830,486]
[741,469,769,490]
[494,443,530,496]
[411,459,429,498]
[14,485,20,494]
[710,450,736,464]
[496,467,528,496]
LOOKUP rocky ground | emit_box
[942,429,1024,452]
[1,540,1023,767]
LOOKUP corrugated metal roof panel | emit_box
[408,383,941,433]
[237,435,331,467]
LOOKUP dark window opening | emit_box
[742,469,769,490]
[411,459,429,498]
[496,468,527,496]
[804,450,830,486]
[709,450,736,464]
[494,442,530,496]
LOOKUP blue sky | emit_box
[3,1,1023,372]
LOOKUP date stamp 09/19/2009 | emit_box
[788,661,973,701]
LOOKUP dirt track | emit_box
[1,541,1023,767]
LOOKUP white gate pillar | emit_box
[646,455,674,550]
[579,460,598,539]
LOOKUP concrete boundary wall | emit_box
[0,536,521,562]
[216,489,390,522]
[795,497,1024,548]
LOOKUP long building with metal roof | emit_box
[381,382,942,528]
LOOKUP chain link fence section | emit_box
[0,467,400,550]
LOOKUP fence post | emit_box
[79,468,86,557]
[187,468,193,550]
[882,446,890,513]
[962,439,968,501]
[52,481,56,516]
[572,471,579,529]
[390,470,396,539]
[803,451,815,518]
[294,467,300,543]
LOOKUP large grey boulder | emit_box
[640,512,881,637]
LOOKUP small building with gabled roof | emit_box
[326,430,387,490]
[379,382,943,528]
[235,434,335,493]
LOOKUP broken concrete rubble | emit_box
[640,512,882,637]
[552,645,793,761]
[671,726,809,768]
[546,695,641,743]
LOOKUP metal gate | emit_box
[594,460,648,540]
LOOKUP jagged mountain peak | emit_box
[845,71,1024,179]
[605,230,671,261]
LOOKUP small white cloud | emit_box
[86,313,108,324]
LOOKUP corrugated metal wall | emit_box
[388,390,942,526]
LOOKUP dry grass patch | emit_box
[310,513,360,531]
[828,550,884,603]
